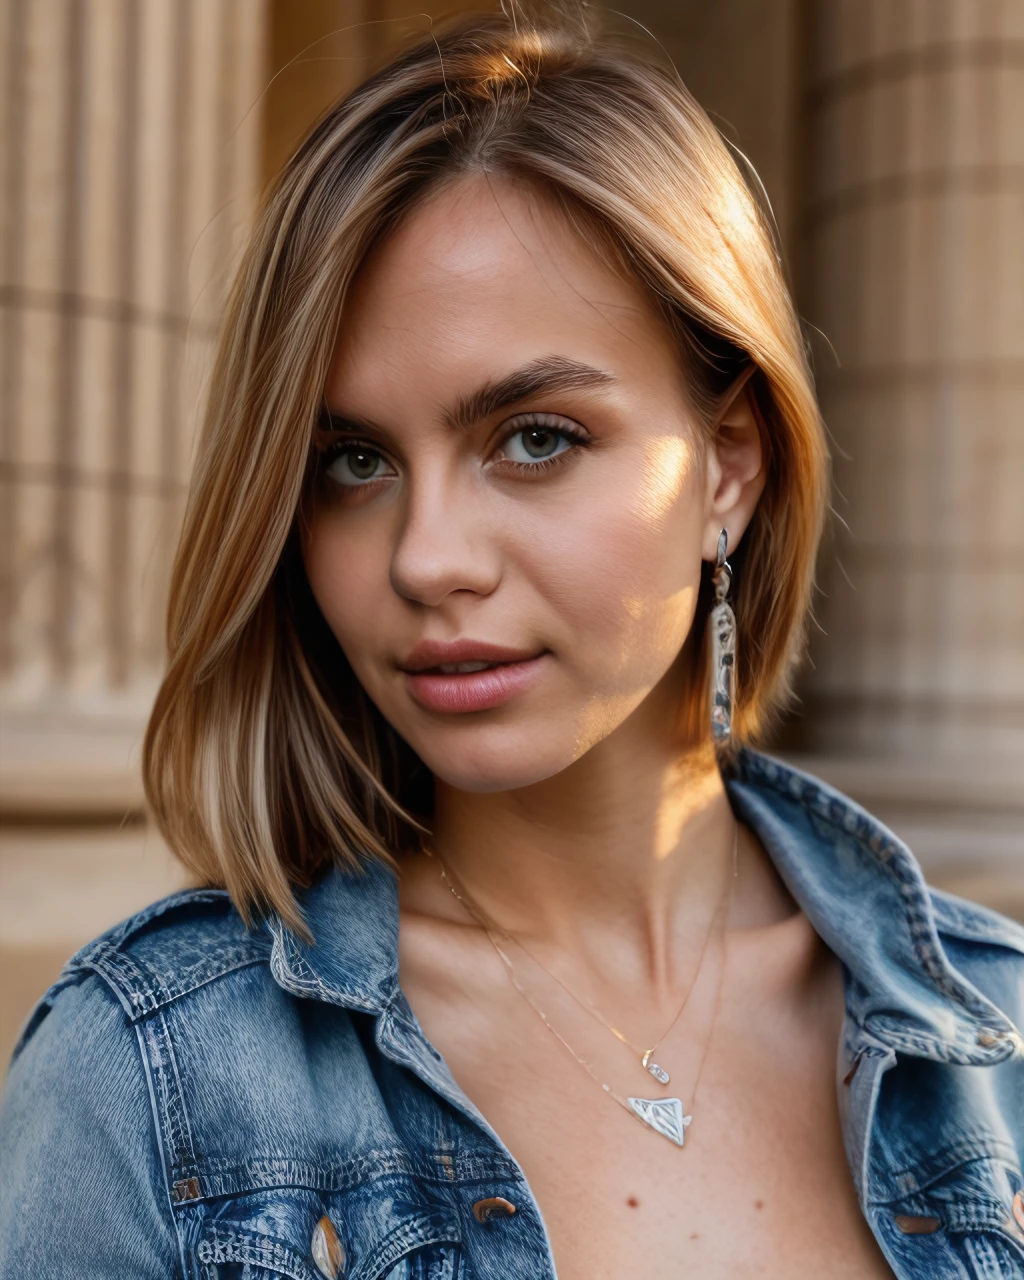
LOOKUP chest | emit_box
[399,928,895,1279]
[501,1096,889,1273]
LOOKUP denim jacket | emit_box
[2,747,1023,1280]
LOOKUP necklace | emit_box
[436,825,737,1088]
[428,822,739,1148]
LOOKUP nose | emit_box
[389,476,502,607]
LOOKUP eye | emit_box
[323,443,396,487]
[495,414,589,468]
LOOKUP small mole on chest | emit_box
[754,1199,764,1210]
[626,1196,639,1208]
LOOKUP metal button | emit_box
[893,1214,940,1235]
[311,1215,346,1278]
[1012,1190,1024,1232]
[473,1196,517,1223]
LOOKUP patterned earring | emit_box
[709,528,736,744]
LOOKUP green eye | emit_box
[325,446,390,486]
[501,422,577,465]
[522,428,562,458]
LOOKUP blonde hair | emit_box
[144,9,828,933]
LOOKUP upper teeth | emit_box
[437,661,494,673]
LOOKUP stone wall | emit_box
[0,0,266,1058]
[793,0,1024,903]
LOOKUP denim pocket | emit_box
[195,1240,461,1280]
[189,1185,463,1280]
[872,1151,1024,1280]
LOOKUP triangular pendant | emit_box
[627,1096,692,1147]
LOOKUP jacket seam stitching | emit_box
[172,1150,523,1198]
[132,1019,189,1280]
[81,942,158,1011]
[70,944,269,1020]
[142,1011,198,1176]
[866,1139,1021,1202]
[161,1008,199,1172]
[269,919,384,1011]
[137,955,268,1019]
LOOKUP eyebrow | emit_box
[320,354,617,436]
[442,355,617,432]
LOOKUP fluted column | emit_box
[797,1,1024,870]
[0,0,265,808]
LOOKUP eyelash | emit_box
[317,414,591,488]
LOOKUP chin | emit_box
[408,723,581,795]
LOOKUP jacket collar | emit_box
[725,749,1019,1065]
[269,746,1019,1066]
[270,853,401,1014]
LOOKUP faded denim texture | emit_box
[2,747,1022,1278]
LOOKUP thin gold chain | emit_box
[428,821,740,1138]
[432,822,738,1074]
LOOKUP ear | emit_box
[701,368,767,563]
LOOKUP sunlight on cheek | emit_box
[621,595,648,621]
[619,585,696,640]
[570,583,699,757]
[571,691,642,758]
[661,583,698,631]
[630,436,692,523]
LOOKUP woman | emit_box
[2,9,1021,1279]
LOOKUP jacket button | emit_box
[473,1196,517,1223]
[311,1215,346,1278]
[893,1214,940,1235]
[1012,1190,1024,1232]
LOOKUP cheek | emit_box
[532,443,704,686]
[302,510,389,656]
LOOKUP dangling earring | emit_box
[709,528,736,744]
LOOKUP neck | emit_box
[425,711,784,995]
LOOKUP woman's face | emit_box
[304,174,763,793]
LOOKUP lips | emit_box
[399,639,547,714]
[399,638,543,674]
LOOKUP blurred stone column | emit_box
[798,0,1024,887]
[0,0,266,811]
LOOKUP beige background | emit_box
[2,0,1022,1068]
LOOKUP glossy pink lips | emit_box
[404,655,547,713]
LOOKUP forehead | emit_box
[326,173,681,411]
